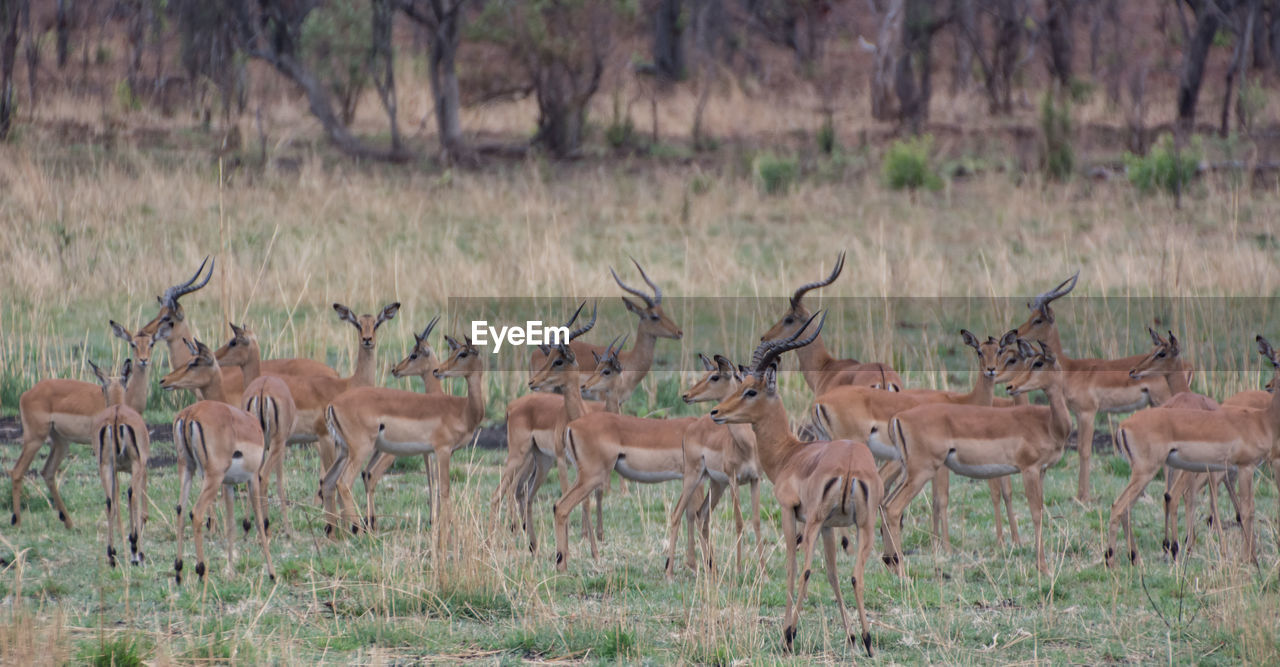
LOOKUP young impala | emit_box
[709,311,883,656]
[89,359,150,567]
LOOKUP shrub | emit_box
[83,636,147,667]
[1039,92,1074,181]
[1124,137,1200,195]
[817,119,837,155]
[882,135,942,191]
[753,153,798,195]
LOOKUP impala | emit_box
[1108,336,1280,567]
[760,252,902,394]
[164,341,276,584]
[528,260,683,403]
[710,312,882,656]
[141,257,336,385]
[89,359,150,567]
[812,330,1019,550]
[217,303,400,475]
[662,353,763,579]
[11,320,164,528]
[1126,328,1241,559]
[323,334,485,554]
[882,340,1072,575]
[1016,272,1176,502]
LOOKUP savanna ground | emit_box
[5,84,1280,663]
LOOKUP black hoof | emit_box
[555,551,563,565]
[10,513,16,525]
[1161,539,1170,554]
[529,543,536,554]
[269,573,276,583]
[1104,547,1114,567]
[783,625,796,651]
[350,524,359,535]
[850,575,857,589]
[195,561,206,579]
[242,518,251,534]
[263,518,270,533]
[802,569,810,582]
[1170,541,1179,560]
[863,631,873,657]
[841,535,849,551]
[1129,549,1137,564]
[664,557,670,571]
[107,546,117,568]
[176,505,182,517]
[325,524,333,536]
[58,510,66,523]
[796,534,803,545]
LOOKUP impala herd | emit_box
[8,254,1280,655]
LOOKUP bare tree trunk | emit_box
[400,0,470,163]
[21,0,33,108]
[1221,0,1258,135]
[1044,0,1074,88]
[653,0,685,80]
[56,0,71,69]
[0,0,21,140]
[952,0,976,93]
[370,0,403,154]
[870,0,904,120]
[1178,0,1228,134]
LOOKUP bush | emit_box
[753,153,798,195]
[1124,137,1200,195]
[83,636,147,667]
[882,135,942,191]
[301,3,372,127]
[817,119,837,155]
[1039,92,1074,181]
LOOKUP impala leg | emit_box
[318,455,345,539]
[10,425,51,527]
[174,455,193,584]
[1237,465,1258,565]
[191,475,223,581]
[1222,468,1243,526]
[820,529,857,653]
[1022,468,1049,574]
[265,431,291,536]
[41,435,75,528]
[594,486,605,542]
[750,479,765,570]
[423,452,434,523]
[930,468,952,554]
[129,457,146,564]
[494,437,530,527]
[664,471,705,579]
[1168,470,1198,559]
[1202,472,1228,558]
[1106,463,1159,568]
[98,455,119,567]
[728,473,745,575]
[552,470,607,572]
[316,434,337,479]
[698,482,722,574]
[853,513,875,656]
[780,508,799,652]
[1162,469,1183,557]
[247,470,276,581]
[1003,475,1020,546]
[881,465,936,576]
[785,517,823,652]
[877,459,904,496]
[335,455,366,537]
[522,455,553,554]
[362,451,397,532]
[222,485,237,574]
[986,478,1006,547]
[1075,409,1097,503]
[434,449,455,558]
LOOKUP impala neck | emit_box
[795,334,839,392]
[351,343,377,386]
[962,371,997,406]
[1042,379,1072,442]
[123,363,151,414]
[748,400,804,484]
[1165,365,1191,395]
[242,340,262,385]
[165,319,197,370]
[199,371,231,405]
[462,372,485,430]
[620,329,658,391]
[603,391,620,414]
[560,371,590,422]
[417,372,444,394]
[1040,325,1068,360]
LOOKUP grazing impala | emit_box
[882,340,1072,575]
[813,330,1019,550]
[1016,272,1175,502]
[163,341,276,584]
[528,260,683,403]
[11,320,165,528]
[89,359,150,567]
[662,353,763,579]
[1108,336,1280,567]
[761,252,902,394]
[323,334,485,554]
[709,312,883,656]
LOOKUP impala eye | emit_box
[710,375,719,381]
[784,317,794,325]
[409,353,418,360]
[1033,318,1043,324]
[554,359,563,366]
[229,341,237,347]
[1033,361,1044,368]
[649,314,660,321]
[602,369,611,375]
[459,352,469,358]
[1156,352,1166,358]
[744,389,757,398]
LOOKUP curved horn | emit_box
[417,314,441,343]
[752,310,827,376]
[611,266,656,308]
[608,334,628,360]
[1029,270,1079,312]
[162,256,214,308]
[630,258,662,304]
[569,302,598,341]
[791,252,845,309]
[561,301,586,330]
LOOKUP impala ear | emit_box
[1016,338,1036,359]
[960,329,980,351]
[183,338,200,356]
[110,320,132,343]
[764,363,779,393]
[1257,335,1277,366]
[999,329,1018,348]
[120,359,133,387]
[445,335,460,351]
[621,296,645,316]
[1148,327,1162,346]
[1167,331,1179,354]
[698,353,715,371]
[376,302,401,328]
[230,322,245,337]
[1037,340,1055,362]
[713,354,735,375]
[88,359,108,386]
[333,303,358,326]
[152,318,174,342]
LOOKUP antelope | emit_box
[163,341,276,584]
[812,330,1020,551]
[217,303,400,475]
[709,312,883,656]
[322,334,485,554]
[494,307,626,553]
[141,257,336,383]
[882,340,1073,575]
[11,320,164,528]
[89,359,150,567]
[760,252,903,394]
[528,260,683,403]
[1108,336,1280,567]
[1016,272,1176,502]
[662,353,763,579]
[1126,328,1241,559]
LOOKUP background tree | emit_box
[398,0,470,163]
[872,0,950,133]
[0,0,23,140]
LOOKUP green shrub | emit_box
[1039,92,1074,181]
[301,3,372,126]
[882,135,942,191]
[753,153,798,195]
[83,636,147,667]
[817,119,837,155]
[1124,137,1200,195]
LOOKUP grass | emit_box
[2,135,1280,663]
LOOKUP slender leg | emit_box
[1237,465,1258,565]
[728,472,745,575]
[247,470,276,581]
[9,425,51,527]
[1022,468,1049,574]
[1106,464,1160,567]
[780,508,799,652]
[750,478,765,570]
[522,455,553,554]
[1002,476,1020,545]
[222,485,237,574]
[697,482,722,574]
[98,454,118,567]
[1075,409,1098,503]
[129,456,146,564]
[785,518,824,652]
[852,513,875,656]
[1163,468,1184,557]
[881,465,938,576]
[435,449,455,558]
[362,451,396,531]
[174,455,193,584]
[664,470,704,579]
[930,468,951,553]
[820,530,857,652]
[191,475,223,581]
[41,435,75,528]
[987,478,1006,547]
[552,469,608,572]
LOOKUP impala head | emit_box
[582,334,628,396]
[712,311,825,425]
[435,335,483,378]
[960,329,1002,378]
[89,358,132,406]
[334,302,400,350]
[111,319,166,370]
[160,339,220,392]
[682,353,742,403]
[1129,328,1182,380]
[1005,339,1061,396]
[1257,335,1279,372]
[213,323,258,368]
[991,329,1028,384]
[529,303,598,391]
[612,259,682,340]
[1015,270,1078,343]
[761,252,843,343]
[141,256,214,335]
[391,315,441,379]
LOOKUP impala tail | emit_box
[887,416,908,464]
[811,404,834,441]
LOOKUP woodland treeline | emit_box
[0,1,1275,163]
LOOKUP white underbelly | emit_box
[376,432,434,457]
[223,456,256,484]
[615,458,681,483]
[867,428,900,461]
[706,468,731,484]
[1100,396,1151,414]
